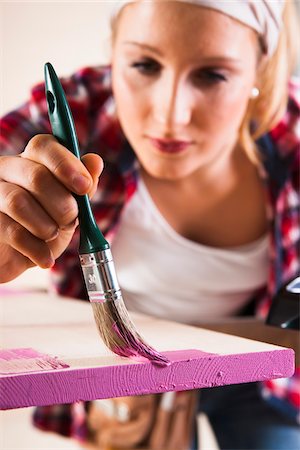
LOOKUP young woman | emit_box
[0,1,299,449]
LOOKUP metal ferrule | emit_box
[80,249,122,303]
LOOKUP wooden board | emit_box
[0,292,294,410]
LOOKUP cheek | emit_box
[113,74,148,137]
[202,82,251,134]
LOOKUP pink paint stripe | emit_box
[0,287,35,295]
[0,348,294,410]
[88,291,105,303]
[0,348,69,375]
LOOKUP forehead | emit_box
[114,2,258,61]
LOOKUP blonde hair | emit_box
[240,0,300,163]
[111,1,300,163]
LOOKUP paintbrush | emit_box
[44,62,169,366]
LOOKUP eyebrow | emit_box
[196,56,242,67]
[123,41,164,56]
[122,41,241,66]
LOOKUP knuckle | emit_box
[0,156,17,179]
[27,164,50,191]
[43,225,59,242]
[0,155,9,169]
[5,188,29,216]
[6,221,26,246]
[59,196,78,225]
[29,134,44,148]
[26,134,52,152]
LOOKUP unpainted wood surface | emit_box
[0,293,294,410]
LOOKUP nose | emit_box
[153,73,193,128]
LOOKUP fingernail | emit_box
[72,174,91,193]
[43,255,55,268]
[45,229,59,243]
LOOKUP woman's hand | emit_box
[0,134,103,283]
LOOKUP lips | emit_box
[149,137,193,154]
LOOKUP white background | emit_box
[1,1,116,116]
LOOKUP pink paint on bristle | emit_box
[111,322,170,366]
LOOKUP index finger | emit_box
[21,134,92,195]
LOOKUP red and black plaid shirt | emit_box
[1,66,299,441]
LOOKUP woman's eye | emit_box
[194,69,227,85]
[131,59,161,75]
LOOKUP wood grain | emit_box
[0,293,295,410]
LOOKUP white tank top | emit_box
[111,178,269,325]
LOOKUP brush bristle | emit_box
[91,299,170,366]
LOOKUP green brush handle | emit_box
[44,62,109,254]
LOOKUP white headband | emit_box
[111,0,284,56]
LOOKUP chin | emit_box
[143,161,197,181]
[134,140,209,181]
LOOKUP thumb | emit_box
[81,153,104,198]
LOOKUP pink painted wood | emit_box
[0,348,294,410]
[0,293,295,410]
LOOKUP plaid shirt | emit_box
[1,66,299,441]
